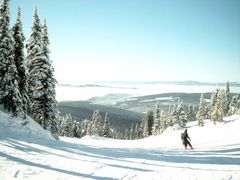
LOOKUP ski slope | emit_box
[0,110,240,180]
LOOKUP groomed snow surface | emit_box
[0,110,240,180]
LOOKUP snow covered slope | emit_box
[0,109,240,180]
[0,109,55,141]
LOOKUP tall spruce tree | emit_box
[134,123,139,139]
[170,104,177,126]
[152,101,161,135]
[124,129,129,140]
[230,95,239,114]
[176,101,186,127]
[58,113,73,137]
[160,111,167,133]
[142,117,149,138]
[79,119,90,137]
[92,110,102,135]
[212,101,221,124]
[103,112,110,137]
[224,81,231,115]
[186,104,195,122]
[28,17,58,137]
[167,105,174,126]
[29,18,58,137]
[217,90,225,122]
[129,124,134,140]
[26,6,42,112]
[86,123,92,135]
[138,121,144,139]
[12,6,29,117]
[0,0,24,116]
[143,110,154,137]
[209,89,219,119]
[196,93,206,126]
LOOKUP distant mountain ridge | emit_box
[59,84,137,89]
[59,81,240,87]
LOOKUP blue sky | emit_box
[9,0,240,84]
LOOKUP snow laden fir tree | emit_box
[26,7,42,106]
[103,112,111,138]
[0,0,58,137]
[196,93,206,126]
[26,8,58,136]
[152,101,161,135]
[12,7,29,117]
[0,0,24,117]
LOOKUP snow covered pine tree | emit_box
[196,93,206,126]
[0,0,24,117]
[12,6,29,118]
[26,8,58,137]
[26,7,42,113]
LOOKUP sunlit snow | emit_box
[0,109,240,180]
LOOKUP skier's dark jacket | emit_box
[181,129,191,144]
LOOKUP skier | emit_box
[181,129,193,150]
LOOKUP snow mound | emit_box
[0,109,55,141]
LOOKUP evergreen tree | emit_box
[86,122,92,136]
[196,93,206,126]
[209,89,219,119]
[58,116,63,136]
[186,104,195,122]
[111,129,116,139]
[74,121,81,138]
[176,101,186,127]
[129,124,134,140]
[211,89,219,107]
[12,6,29,117]
[92,110,102,135]
[224,81,231,115]
[58,114,73,137]
[205,104,211,119]
[143,118,149,138]
[0,0,24,117]
[211,109,217,124]
[143,110,154,137]
[103,112,110,138]
[170,104,177,126]
[80,119,90,137]
[26,6,42,112]
[212,102,221,124]
[166,105,174,126]
[138,121,144,139]
[30,19,58,136]
[160,111,167,133]
[72,120,78,137]
[134,123,139,139]
[230,95,239,114]
[210,90,224,124]
[237,101,240,115]
[124,129,129,140]
[217,90,225,122]
[152,101,161,135]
